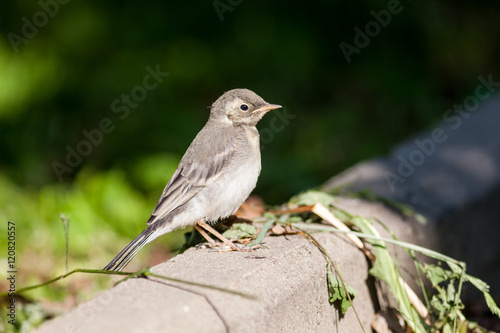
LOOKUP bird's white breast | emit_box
[204,125,261,221]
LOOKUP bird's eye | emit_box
[240,104,249,111]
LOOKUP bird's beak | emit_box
[252,104,282,114]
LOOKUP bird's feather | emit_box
[146,125,236,225]
[103,225,159,271]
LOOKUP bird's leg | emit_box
[196,220,239,251]
[193,224,217,246]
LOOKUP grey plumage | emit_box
[104,89,281,271]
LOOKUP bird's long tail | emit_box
[103,226,159,272]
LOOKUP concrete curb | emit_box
[35,232,371,332]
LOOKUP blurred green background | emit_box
[1,0,500,328]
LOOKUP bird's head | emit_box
[210,89,282,126]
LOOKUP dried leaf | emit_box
[235,195,265,219]
[271,224,286,235]
[371,313,390,333]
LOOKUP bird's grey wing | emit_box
[146,130,235,225]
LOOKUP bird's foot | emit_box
[196,241,260,252]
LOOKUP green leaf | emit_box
[326,266,357,314]
[331,209,351,223]
[222,223,257,240]
[263,212,277,220]
[446,282,456,303]
[289,190,336,207]
[447,261,464,275]
[465,274,500,318]
[247,217,275,247]
[442,322,453,333]
[285,215,305,223]
[422,263,452,286]
[350,216,426,332]
[483,291,500,318]
[466,274,489,293]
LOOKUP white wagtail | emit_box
[104,89,282,271]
